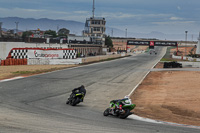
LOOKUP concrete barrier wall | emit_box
[81,53,127,63]
[172,55,200,61]
[0,42,128,65]
[27,53,126,65]
[0,42,68,60]
[179,62,200,68]
[172,55,200,67]
[28,58,82,65]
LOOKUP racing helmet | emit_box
[124,95,129,99]
[124,95,130,103]
[81,85,85,89]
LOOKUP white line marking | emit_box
[128,51,164,96]
[0,76,24,82]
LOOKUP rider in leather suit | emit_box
[67,85,86,104]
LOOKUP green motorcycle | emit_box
[103,98,136,119]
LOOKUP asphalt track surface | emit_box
[0,47,200,133]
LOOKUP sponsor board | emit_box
[127,40,177,47]
[28,50,61,59]
[7,48,76,59]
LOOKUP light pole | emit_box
[0,22,2,38]
[125,28,128,52]
[15,22,19,37]
[125,28,127,38]
[185,31,188,56]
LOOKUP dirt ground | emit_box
[170,46,196,56]
[131,71,200,126]
[0,65,78,80]
[1,64,200,127]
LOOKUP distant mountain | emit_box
[0,17,196,41]
[0,17,85,35]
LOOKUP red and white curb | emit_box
[129,114,200,129]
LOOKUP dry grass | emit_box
[0,65,78,80]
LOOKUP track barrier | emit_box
[0,58,28,66]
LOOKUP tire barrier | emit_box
[163,61,182,68]
[1,59,27,66]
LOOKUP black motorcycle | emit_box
[66,91,85,106]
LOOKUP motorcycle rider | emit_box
[66,85,86,104]
[110,96,132,115]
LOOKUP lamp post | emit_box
[125,28,127,38]
[125,29,128,52]
[15,22,19,37]
[185,31,188,56]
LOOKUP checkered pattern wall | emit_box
[11,49,28,59]
[9,48,76,59]
[63,50,76,59]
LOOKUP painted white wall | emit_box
[28,58,82,65]
[0,42,69,59]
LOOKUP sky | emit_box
[0,0,200,40]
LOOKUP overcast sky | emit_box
[0,0,199,36]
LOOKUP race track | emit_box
[0,47,199,133]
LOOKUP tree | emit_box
[58,28,70,37]
[22,31,33,38]
[105,35,113,48]
[44,30,57,37]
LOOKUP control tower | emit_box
[83,0,106,45]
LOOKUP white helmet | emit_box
[124,95,129,99]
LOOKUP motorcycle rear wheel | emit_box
[119,109,130,119]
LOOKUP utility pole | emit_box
[92,0,95,18]
[185,31,188,56]
[125,29,127,38]
[15,22,19,37]
[125,28,128,52]
[0,22,2,38]
[111,29,113,37]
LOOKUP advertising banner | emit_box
[27,50,62,59]
[127,40,177,47]
[7,48,76,59]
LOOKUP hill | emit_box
[0,17,195,40]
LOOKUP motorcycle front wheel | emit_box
[103,108,110,116]
[71,97,80,106]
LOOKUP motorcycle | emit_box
[103,99,136,119]
[66,91,85,106]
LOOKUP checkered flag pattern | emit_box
[63,50,76,59]
[11,49,28,59]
